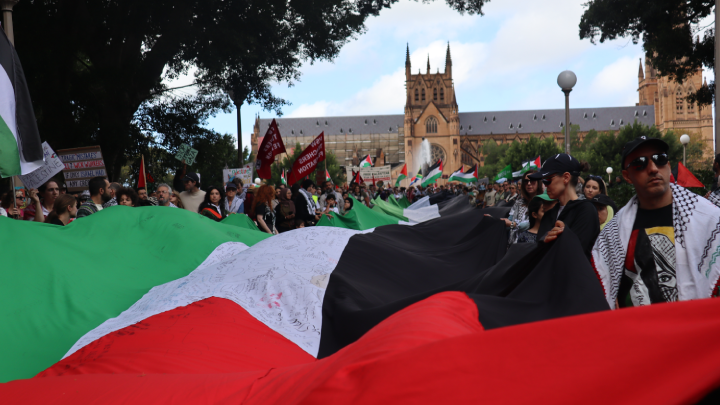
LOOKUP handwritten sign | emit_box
[57,146,106,192]
[345,165,392,186]
[223,164,253,185]
[175,143,198,165]
[18,142,65,189]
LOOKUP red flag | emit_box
[351,170,364,185]
[256,119,287,179]
[533,155,541,169]
[677,162,704,188]
[371,174,376,187]
[287,132,325,186]
[138,155,147,189]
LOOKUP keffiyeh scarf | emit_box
[299,188,317,216]
[592,184,720,308]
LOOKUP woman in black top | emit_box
[198,186,227,222]
[44,194,78,226]
[529,154,600,258]
[252,184,277,234]
[275,187,295,233]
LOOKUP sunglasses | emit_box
[16,196,25,200]
[625,153,669,171]
[542,175,558,186]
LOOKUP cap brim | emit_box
[622,139,669,167]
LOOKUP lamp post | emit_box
[606,167,613,185]
[680,134,690,166]
[557,70,577,155]
[227,89,243,167]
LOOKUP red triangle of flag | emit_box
[677,162,704,188]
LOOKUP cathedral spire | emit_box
[405,43,411,68]
[426,54,430,74]
[638,58,644,79]
[445,42,452,77]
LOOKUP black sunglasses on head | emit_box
[625,153,669,171]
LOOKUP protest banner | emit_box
[18,142,65,190]
[287,132,324,186]
[255,119,286,179]
[345,165,391,186]
[57,146,106,192]
[223,164,254,185]
[175,143,198,165]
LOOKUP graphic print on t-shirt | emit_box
[619,205,677,307]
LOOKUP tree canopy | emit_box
[579,0,715,105]
[15,0,489,184]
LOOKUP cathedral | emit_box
[252,45,712,185]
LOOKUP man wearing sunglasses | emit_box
[592,136,720,309]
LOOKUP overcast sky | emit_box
[166,0,712,151]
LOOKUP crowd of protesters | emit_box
[3,136,720,310]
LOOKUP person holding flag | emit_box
[395,164,407,187]
[359,155,373,168]
[421,160,442,187]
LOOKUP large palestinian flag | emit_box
[3,208,720,403]
[0,26,43,177]
[449,164,478,183]
[421,160,442,187]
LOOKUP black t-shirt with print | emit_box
[254,202,276,233]
[618,203,677,307]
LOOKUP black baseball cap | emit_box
[183,173,200,183]
[589,194,614,207]
[620,136,669,168]
[528,154,582,179]
[225,181,237,189]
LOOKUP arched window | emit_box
[433,88,438,101]
[687,89,695,114]
[426,116,438,133]
[676,89,684,112]
[440,88,444,101]
[414,89,419,101]
[421,88,426,101]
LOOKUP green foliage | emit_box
[267,143,345,187]
[579,0,715,105]
[479,135,562,179]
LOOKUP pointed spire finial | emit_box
[446,42,452,64]
[426,54,431,74]
[405,43,410,68]
[638,58,644,79]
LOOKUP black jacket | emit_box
[538,199,600,259]
[294,191,318,225]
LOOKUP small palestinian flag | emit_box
[0,26,43,177]
[325,169,332,183]
[448,164,478,183]
[421,160,443,187]
[359,154,373,167]
[395,164,407,187]
[409,168,423,186]
[280,169,287,185]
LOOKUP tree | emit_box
[16,0,489,181]
[579,0,715,105]
[478,135,562,179]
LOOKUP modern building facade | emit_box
[252,45,711,184]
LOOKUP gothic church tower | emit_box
[404,43,460,179]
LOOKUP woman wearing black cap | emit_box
[529,154,600,258]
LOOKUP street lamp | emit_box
[680,134,690,166]
[557,70,577,155]
[606,167,613,185]
[227,88,243,168]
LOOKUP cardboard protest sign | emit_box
[18,142,64,189]
[345,165,391,186]
[175,143,198,165]
[57,146,106,192]
[223,164,253,185]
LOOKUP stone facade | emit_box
[637,58,713,151]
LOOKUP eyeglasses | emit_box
[542,175,558,186]
[625,153,669,171]
[16,196,25,200]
